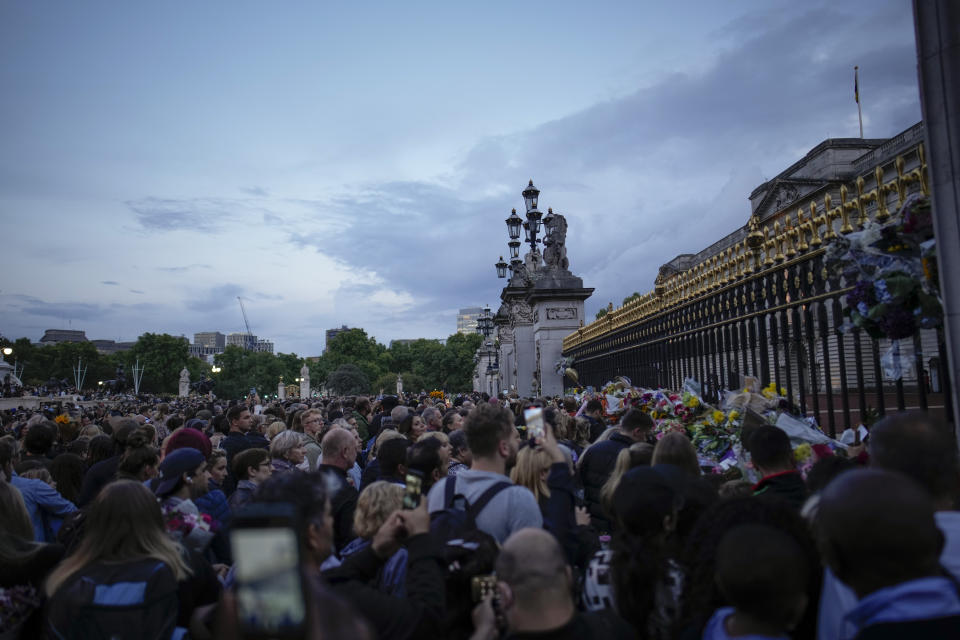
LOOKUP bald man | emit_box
[818,469,960,638]
[318,427,359,552]
[471,528,632,639]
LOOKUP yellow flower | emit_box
[712,410,725,425]
[728,410,740,421]
[54,414,70,425]
[793,443,813,462]
[780,387,787,396]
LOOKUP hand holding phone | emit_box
[524,407,545,442]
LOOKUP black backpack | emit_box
[46,558,183,640]
[429,477,511,639]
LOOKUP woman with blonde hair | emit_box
[340,481,407,596]
[651,431,700,477]
[600,442,655,518]
[265,420,287,441]
[510,445,555,504]
[269,430,306,473]
[45,480,218,638]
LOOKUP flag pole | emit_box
[855,66,863,138]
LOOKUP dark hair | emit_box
[50,453,86,504]
[463,403,515,458]
[441,409,460,431]
[805,456,855,495]
[226,405,248,424]
[620,408,653,433]
[869,411,959,500]
[0,438,16,474]
[716,524,809,628]
[585,399,603,414]
[232,448,270,481]
[745,426,793,470]
[117,432,159,479]
[448,429,469,457]
[679,497,821,638]
[166,415,183,432]
[355,398,372,415]
[24,421,57,455]
[252,471,330,538]
[378,439,409,478]
[87,435,116,467]
[407,439,443,494]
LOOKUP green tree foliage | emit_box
[317,329,389,386]
[440,332,483,391]
[326,364,370,395]
[622,291,641,306]
[595,307,609,320]
[121,333,190,394]
[213,346,286,400]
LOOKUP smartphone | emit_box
[230,504,308,639]
[524,407,545,442]
[471,574,497,603]
[403,470,424,509]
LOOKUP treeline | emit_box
[1,328,483,397]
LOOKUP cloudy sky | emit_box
[1,1,922,356]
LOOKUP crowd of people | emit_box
[0,388,958,639]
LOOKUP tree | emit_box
[326,364,370,395]
[122,333,190,394]
[323,329,389,384]
[441,332,483,391]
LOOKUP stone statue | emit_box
[278,380,286,401]
[396,374,403,395]
[300,363,311,399]
[543,213,569,271]
[178,367,190,397]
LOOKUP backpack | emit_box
[429,477,511,639]
[46,558,184,640]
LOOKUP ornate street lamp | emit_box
[508,240,521,260]
[505,208,523,240]
[495,256,508,279]
[522,179,540,213]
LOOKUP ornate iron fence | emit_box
[563,142,950,437]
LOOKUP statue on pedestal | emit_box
[179,367,190,397]
[278,380,286,401]
[300,363,311,399]
[543,213,569,271]
[396,374,403,396]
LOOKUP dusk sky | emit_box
[1,1,922,356]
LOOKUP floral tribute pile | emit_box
[571,376,847,478]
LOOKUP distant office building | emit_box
[457,307,484,335]
[255,339,274,354]
[39,329,88,345]
[227,332,255,348]
[325,325,352,352]
[194,332,226,349]
[389,338,447,348]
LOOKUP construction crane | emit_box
[237,297,256,351]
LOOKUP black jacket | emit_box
[583,415,607,444]
[578,432,634,532]
[318,464,359,553]
[76,455,121,507]
[752,470,808,511]
[323,533,445,640]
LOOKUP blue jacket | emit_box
[194,488,231,526]
[11,470,77,542]
[578,431,635,532]
[340,537,408,598]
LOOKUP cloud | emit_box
[157,264,212,273]
[241,186,270,197]
[281,0,920,320]
[101,280,119,285]
[185,283,246,313]
[129,289,145,294]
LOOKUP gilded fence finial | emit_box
[874,166,890,223]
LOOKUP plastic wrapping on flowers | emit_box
[0,585,41,634]
[587,375,846,479]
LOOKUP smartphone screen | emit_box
[403,470,423,509]
[231,510,306,638]
[524,407,545,442]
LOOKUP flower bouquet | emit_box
[162,502,215,552]
[825,195,942,379]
